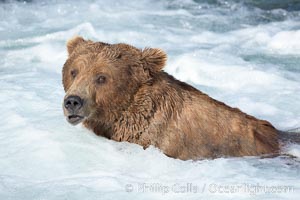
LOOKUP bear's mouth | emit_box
[67,115,84,125]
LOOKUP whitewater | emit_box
[0,0,299,199]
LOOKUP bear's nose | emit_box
[64,95,83,112]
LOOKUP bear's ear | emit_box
[141,48,167,72]
[66,36,86,55]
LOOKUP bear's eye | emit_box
[95,75,106,85]
[70,69,78,79]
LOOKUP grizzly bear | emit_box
[62,36,279,160]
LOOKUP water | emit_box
[0,0,300,199]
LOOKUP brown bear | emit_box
[62,36,279,160]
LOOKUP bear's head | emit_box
[62,36,167,125]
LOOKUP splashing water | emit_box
[0,0,299,199]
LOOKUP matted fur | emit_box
[62,36,279,160]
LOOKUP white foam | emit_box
[284,144,300,158]
[168,52,284,91]
[268,30,300,54]
[1,0,300,199]
[189,21,300,55]
[0,22,98,47]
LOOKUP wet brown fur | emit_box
[62,36,279,160]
